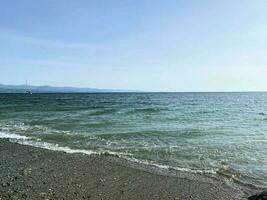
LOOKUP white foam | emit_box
[0,131,217,175]
[16,139,98,155]
[121,156,218,174]
[1,133,132,157]
[0,131,31,140]
[17,140,131,156]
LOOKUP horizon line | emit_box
[1,83,267,93]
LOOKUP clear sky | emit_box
[1,0,267,91]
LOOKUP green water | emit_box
[0,93,266,190]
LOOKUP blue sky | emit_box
[1,0,267,91]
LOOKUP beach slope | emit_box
[0,139,244,199]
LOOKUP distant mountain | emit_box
[0,84,135,93]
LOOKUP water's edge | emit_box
[0,131,251,199]
[1,93,266,195]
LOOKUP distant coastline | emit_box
[1,84,267,93]
[0,84,138,93]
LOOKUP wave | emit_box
[121,156,218,174]
[87,121,114,128]
[127,107,167,114]
[0,131,218,175]
[93,129,210,140]
[0,122,71,137]
[91,108,116,115]
[0,131,31,140]
[0,131,130,156]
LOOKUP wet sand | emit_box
[0,139,247,199]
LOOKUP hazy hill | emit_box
[0,84,133,93]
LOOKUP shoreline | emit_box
[0,138,248,199]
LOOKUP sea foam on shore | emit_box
[0,138,246,200]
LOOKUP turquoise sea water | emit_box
[0,93,266,190]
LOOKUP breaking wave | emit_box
[0,131,218,175]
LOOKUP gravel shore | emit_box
[0,139,247,200]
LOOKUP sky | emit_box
[0,0,267,91]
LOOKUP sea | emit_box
[0,93,266,191]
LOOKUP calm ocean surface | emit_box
[0,93,266,190]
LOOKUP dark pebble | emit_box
[248,191,267,200]
[22,193,27,198]
[1,182,10,187]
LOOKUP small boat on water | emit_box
[25,90,33,95]
[25,80,33,95]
